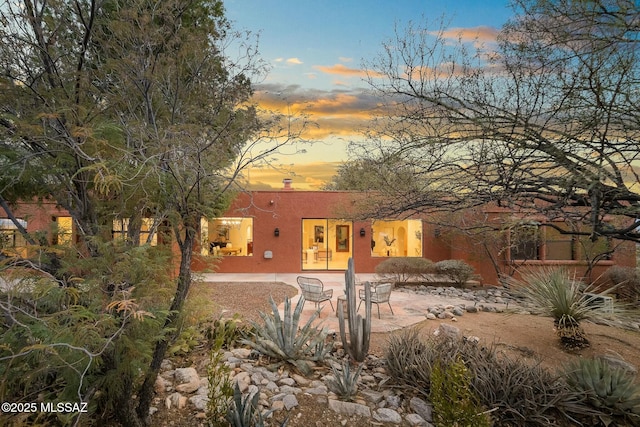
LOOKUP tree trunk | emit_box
[135,223,196,423]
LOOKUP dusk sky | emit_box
[224,1,514,190]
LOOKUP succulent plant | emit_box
[226,382,267,427]
[326,358,363,401]
[338,258,371,362]
[563,357,640,421]
[242,296,331,375]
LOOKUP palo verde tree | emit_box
[352,0,640,244]
[0,0,302,425]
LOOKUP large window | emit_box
[203,217,253,256]
[371,219,423,258]
[301,219,351,270]
[112,218,158,246]
[509,223,612,262]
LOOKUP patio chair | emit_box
[358,282,394,319]
[296,276,334,311]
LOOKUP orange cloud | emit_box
[441,26,499,44]
[313,64,384,78]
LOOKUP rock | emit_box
[168,392,188,409]
[174,367,199,384]
[360,389,384,404]
[189,395,209,411]
[410,397,433,422]
[328,399,371,417]
[385,394,401,408]
[154,375,169,394]
[599,354,638,374]
[176,379,201,394]
[406,413,430,426]
[425,313,437,320]
[373,408,402,424]
[292,374,310,386]
[283,394,298,410]
[434,323,461,340]
[465,305,478,313]
[452,307,465,317]
[271,400,285,412]
[231,348,252,359]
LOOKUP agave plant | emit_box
[510,268,621,349]
[242,296,331,375]
[563,357,640,423]
[325,358,363,401]
[226,382,267,427]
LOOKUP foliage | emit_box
[434,260,474,287]
[0,242,172,424]
[374,257,435,284]
[563,358,640,424]
[205,314,247,350]
[604,266,640,303]
[169,325,204,357]
[226,382,268,427]
[385,328,433,391]
[338,258,371,362]
[510,268,625,349]
[353,0,640,243]
[386,329,590,426]
[325,359,364,402]
[430,356,491,427]
[206,324,235,427]
[242,296,331,375]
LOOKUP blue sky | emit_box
[224,0,514,189]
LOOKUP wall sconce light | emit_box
[359,227,366,237]
[274,227,280,237]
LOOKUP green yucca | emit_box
[242,296,331,375]
[563,358,640,423]
[511,268,623,349]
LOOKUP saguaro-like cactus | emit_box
[338,258,372,362]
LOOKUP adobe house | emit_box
[2,181,635,285]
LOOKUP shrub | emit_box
[509,268,627,349]
[434,259,474,287]
[242,296,331,375]
[563,357,640,423]
[385,328,589,426]
[430,356,491,427]
[374,257,434,284]
[604,266,640,303]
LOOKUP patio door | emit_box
[301,219,351,271]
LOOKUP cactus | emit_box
[338,258,372,362]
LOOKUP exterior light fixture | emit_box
[274,227,280,237]
[360,227,366,237]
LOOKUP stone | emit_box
[600,354,638,374]
[373,408,402,424]
[174,367,199,384]
[465,305,478,313]
[406,413,429,426]
[434,323,461,340]
[154,375,169,394]
[292,374,310,386]
[452,307,465,317]
[360,389,384,404]
[327,399,371,417]
[271,400,285,412]
[231,348,252,359]
[189,395,209,411]
[385,394,401,408]
[283,394,299,410]
[410,397,433,422]
[425,313,437,320]
[176,380,200,394]
[169,392,188,409]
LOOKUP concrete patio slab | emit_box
[197,272,483,334]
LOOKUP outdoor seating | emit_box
[358,282,394,319]
[296,276,334,310]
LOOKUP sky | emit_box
[224,0,514,190]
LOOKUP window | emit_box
[301,219,352,270]
[112,218,158,246]
[0,218,28,250]
[52,216,73,245]
[371,219,423,258]
[544,226,574,260]
[203,217,253,256]
[509,223,612,262]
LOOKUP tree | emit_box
[0,0,302,424]
[355,0,640,243]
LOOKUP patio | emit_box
[198,272,481,334]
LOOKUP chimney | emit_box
[282,178,293,191]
